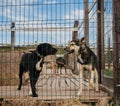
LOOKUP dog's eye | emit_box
[81,44,86,48]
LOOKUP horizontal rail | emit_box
[0,27,78,31]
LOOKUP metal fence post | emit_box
[97,0,105,84]
[72,21,79,41]
[11,22,15,50]
[113,0,120,104]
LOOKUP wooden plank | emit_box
[0,69,111,104]
[0,81,109,99]
[11,22,15,51]
[99,84,113,96]
[103,76,114,91]
[72,21,79,41]
[11,32,15,51]
[84,0,89,43]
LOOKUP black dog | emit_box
[18,43,57,97]
[56,57,66,68]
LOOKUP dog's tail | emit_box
[18,63,24,90]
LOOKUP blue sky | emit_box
[0,0,85,46]
[0,0,112,47]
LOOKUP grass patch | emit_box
[104,69,113,78]
[0,46,36,51]
[0,46,66,54]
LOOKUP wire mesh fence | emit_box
[0,0,118,105]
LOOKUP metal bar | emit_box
[113,0,120,103]
[78,0,97,31]
[97,0,105,84]
[88,0,97,13]
[104,28,112,36]
[108,34,111,69]
[0,27,78,31]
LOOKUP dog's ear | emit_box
[78,37,86,45]
[80,37,85,43]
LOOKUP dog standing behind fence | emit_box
[41,55,57,77]
[66,37,99,96]
[18,43,57,97]
[42,55,67,77]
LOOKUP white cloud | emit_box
[44,0,57,4]
[1,7,28,22]
[0,0,38,22]
[1,0,37,5]
[0,0,78,45]
[63,9,84,20]
[2,8,11,17]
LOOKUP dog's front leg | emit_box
[89,70,95,90]
[18,63,24,90]
[36,58,43,71]
[30,78,37,97]
[42,63,46,78]
[77,54,84,64]
[77,65,83,96]
[29,71,40,96]
[94,69,99,91]
[77,71,83,96]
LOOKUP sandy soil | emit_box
[0,50,57,86]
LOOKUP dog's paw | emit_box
[32,93,38,97]
[28,90,32,96]
[77,90,82,96]
[95,89,99,92]
[17,87,21,90]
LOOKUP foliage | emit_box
[104,69,113,78]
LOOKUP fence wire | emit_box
[0,0,115,106]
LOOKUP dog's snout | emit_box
[52,48,58,54]
[69,49,74,54]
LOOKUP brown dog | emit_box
[67,37,99,95]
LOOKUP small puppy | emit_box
[42,56,66,77]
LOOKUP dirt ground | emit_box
[0,51,23,86]
[0,50,113,106]
[0,50,56,86]
[1,97,112,106]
